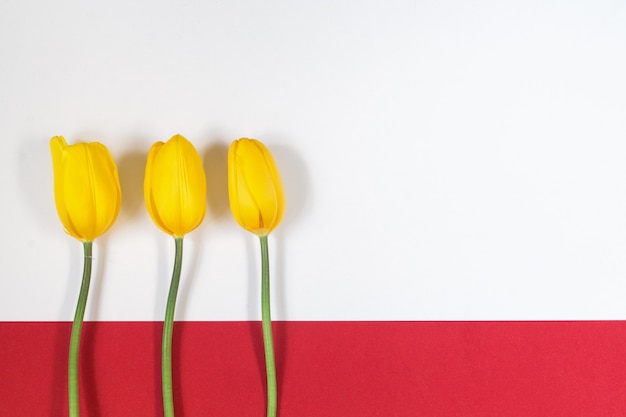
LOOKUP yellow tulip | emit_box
[228,138,285,236]
[50,136,121,242]
[144,134,206,237]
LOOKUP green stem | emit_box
[162,237,183,417]
[260,235,277,417]
[68,241,93,417]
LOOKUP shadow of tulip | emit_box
[202,141,230,222]
[116,149,148,221]
[272,233,288,403]
[153,322,165,417]
[245,236,265,388]
[247,318,267,400]
[172,319,187,417]
[49,323,71,417]
[267,142,310,408]
[81,323,103,417]
[270,143,311,232]
[268,141,311,312]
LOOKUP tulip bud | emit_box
[228,138,285,236]
[144,134,206,237]
[50,136,121,242]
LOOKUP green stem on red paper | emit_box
[260,235,277,417]
[162,237,183,417]
[68,241,93,417]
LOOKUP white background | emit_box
[1,0,626,321]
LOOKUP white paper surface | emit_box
[2,0,626,320]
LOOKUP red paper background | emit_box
[1,321,626,416]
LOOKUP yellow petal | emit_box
[144,141,171,234]
[228,138,285,236]
[144,135,206,237]
[87,142,122,238]
[50,136,121,241]
[50,136,81,239]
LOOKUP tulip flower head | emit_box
[228,138,285,236]
[144,134,206,237]
[50,136,121,242]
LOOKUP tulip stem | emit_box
[260,235,277,417]
[162,237,183,417]
[68,241,93,417]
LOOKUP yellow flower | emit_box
[50,136,122,242]
[228,138,285,236]
[144,134,206,237]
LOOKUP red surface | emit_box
[1,321,626,416]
